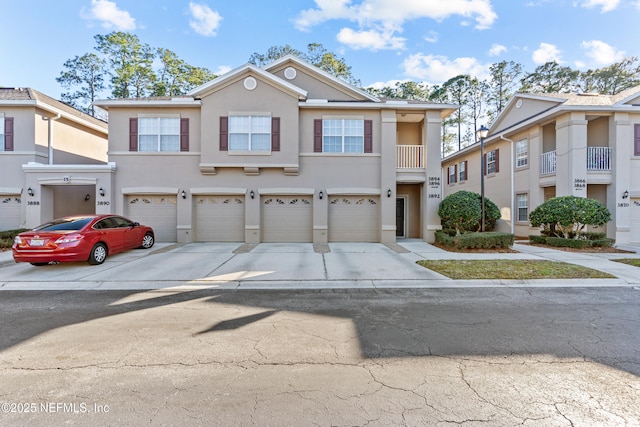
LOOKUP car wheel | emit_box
[141,232,154,249]
[88,243,108,265]
[30,263,48,266]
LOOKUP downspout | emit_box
[47,113,61,165]
[500,135,515,235]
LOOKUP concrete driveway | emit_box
[0,240,639,290]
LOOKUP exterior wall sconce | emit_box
[622,190,629,199]
[99,187,105,197]
[27,187,34,197]
[84,194,91,201]
[387,189,392,198]
[319,191,323,200]
[181,190,187,199]
[250,190,255,199]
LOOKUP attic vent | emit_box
[284,67,297,80]
[244,77,257,91]
[578,92,599,96]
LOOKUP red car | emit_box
[12,215,155,266]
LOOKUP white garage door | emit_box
[127,195,177,242]
[631,198,640,244]
[261,196,312,243]
[0,196,21,230]
[195,196,245,242]
[329,196,380,242]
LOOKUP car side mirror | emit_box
[133,222,140,227]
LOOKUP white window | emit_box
[0,115,4,152]
[448,165,457,184]
[516,139,528,167]
[229,115,271,151]
[517,193,528,222]
[458,161,466,181]
[138,117,180,152]
[323,119,364,153]
[487,150,497,174]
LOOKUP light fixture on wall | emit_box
[99,187,105,197]
[84,194,91,201]
[27,187,34,197]
[387,188,392,198]
[319,191,323,200]
[623,190,629,199]
[181,190,187,199]
[250,190,255,199]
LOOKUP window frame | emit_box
[515,139,528,168]
[486,150,497,174]
[228,114,272,152]
[137,115,181,152]
[448,164,457,184]
[322,118,365,153]
[458,161,467,182]
[516,193,529,223]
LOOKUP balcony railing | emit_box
[540,150,557,175]
[540,147,612,175]
[396,145,424,169]
[587,147,612,171]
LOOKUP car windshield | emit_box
[33,217,94,231]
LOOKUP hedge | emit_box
[436,231,514,250]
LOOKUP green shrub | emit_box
[590,238,614,247]
[0,229,28,249]
[546,236,592,249]
[438,190,501,234]
[436,231,514,250]
[529,196,611,239]
[529,235,547,244]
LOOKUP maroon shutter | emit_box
[447,166,450,184]
[313,119,322,152]
[483,153,487,176]
[220,116,228,151]
[463,161,468,181]
[271,117,280,151]
[635,124,640,156]
[4,117,13,151]
[364,119,373,153]
[495,149,500,173]
[180,118,189,152]
[129,118,138,151]
[454,164,457,183]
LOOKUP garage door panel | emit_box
[195,196,245,242]
[127,195,177,242]
[262,196,312,243]
[0,196,22,230]
[329,196,379,242]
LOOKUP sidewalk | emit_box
[0,240,639,289]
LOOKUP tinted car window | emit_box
[34,217,94,231]
[111,217,134,228]
[94,218,117,230]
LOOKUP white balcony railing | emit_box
[396,145,424,169]
[541,147,612,175]
[540,150,557,175]
[587,147,612,171]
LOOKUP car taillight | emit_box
[14,236,23,245]
[55,235,84,244]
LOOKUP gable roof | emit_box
[264,54,379,102]
[187,63,308,99]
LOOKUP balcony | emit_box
[540,147,612,175]
[396,145,424,169]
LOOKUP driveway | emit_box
[0,240,639,290]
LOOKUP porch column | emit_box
[555,112,588,197]
[380,111,397,243]
[610,113,632,244]
[423,111,443,243]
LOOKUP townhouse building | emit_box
[0,87,108,230]
[441,86,640,245]
[76,55,456,243]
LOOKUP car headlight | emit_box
[55,235,84,244]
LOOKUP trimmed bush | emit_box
[529,235,547,244]
[529,196,611,239]
[546,236,592,249]
[0,229,28,249]
[436,231,514,250]
[438,190,501,234]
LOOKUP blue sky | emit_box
[1,0,639,98]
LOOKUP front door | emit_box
[396,198,405,237]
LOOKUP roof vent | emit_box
[578,92,599,96]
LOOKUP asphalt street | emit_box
[1,287,639,426]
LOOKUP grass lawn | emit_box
[416,259,615,280]
[611,258,640,267]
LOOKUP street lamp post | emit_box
[476,125,489,232]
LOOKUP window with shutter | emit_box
[635,124,640,157]
[1,117,14,151]
[315,118,370,153]
[129,118,138,152]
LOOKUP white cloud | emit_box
[215,65,232,75]
[401,53,489,83]
[532,42,562,64]
[81,0,136,31]
[488,43,507,57]
[366,79,410,90]
[575,0,620,12]
[294,0,497,51]
[336,27,406,50]
[581,40,625,65]
[424,31,438,44]
[188,2,222,37]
